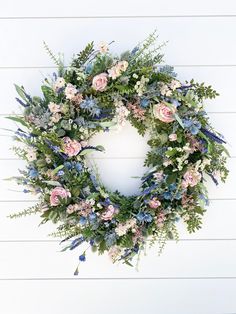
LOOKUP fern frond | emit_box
[43,41,64,74]
[71,41,95,68]
[8,204,41,219]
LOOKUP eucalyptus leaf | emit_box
[14,84,29,103]
[5,116,28,127]
[52,165,64,175]
[43,180,62,187]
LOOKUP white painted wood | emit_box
[1,200,236,240]
[0,240,236,278]
[0,279,235,314]
[0,66,235,115]
[0,18,236,67]
[1,0,236,17]
[0,1,236,313]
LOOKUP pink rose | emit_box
[148,198,161,209]
[65,83,77,100]
[62,137,81,157]
[153,103,176,123]
[182,169,202,188]
[101,205,117,221]
[50,187,71,206]
[169,133,177,141]
[92,73,108,91]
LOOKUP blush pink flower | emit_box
[98,41,109,53]
[101,205,117,221]
[92,73,108,91]
[65,83,77,100]
[153,103,176,123]
[62,137,81,157]
[182,169,202,188]
[48,102,61,113]
[50,187,71,206]
[117,60,128,72]
[156,212,165,227]
[148,198,161,209]
[169,133,177,141]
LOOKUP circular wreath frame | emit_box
[9,32,228,272]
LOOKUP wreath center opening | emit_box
[87,122,150,196]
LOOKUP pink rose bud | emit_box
[50,187,71,206]
[153,103,176,123]
[62,137,81,157]
[182,169,202,188]
[169,133,177,141]
[148,198,161,209]
[101,205,117,221]
[92,73,108,92]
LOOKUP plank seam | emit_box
[0,276,236,281]
[0,15,236,20]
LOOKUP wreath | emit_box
[8,32,229,273]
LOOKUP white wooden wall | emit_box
[0,1,236,313]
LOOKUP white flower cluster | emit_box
[115,218,137,236]
[159,79,181,97]
[134,75,149,96]
[114,100,129,128]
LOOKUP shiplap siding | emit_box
[0,1,236,313]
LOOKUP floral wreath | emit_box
[9,32,229,273]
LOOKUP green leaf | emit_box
[173,113,184,128]
[166,148,177,157]
[5,116,28,127]
[43,180,62,187]
[14,84,29,103]
[96,145,105,152]
[99,121,117,128]
[51,165,64,175]
[41,85,55,102]
[166,173,178,184]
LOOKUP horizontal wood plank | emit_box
[0,240,236,278]
[0,279,236,314]
[1,0,236,18]
[0,18,236,67]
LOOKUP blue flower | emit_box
[85,63,93,74]
[170,99,181,107]
[131,46,139,55]
[69,237,84,250]
[28,168,38,178]
[79,217,87,225]
[174,192,182,200]
[105,233,117,247]
[89,239,95,246]
[57,170,64,176]
[140,98,150,108]
[89,213,97,221]
[64,162,72,170]
[183,119,201,135]
[79,254,86,262]
[163,191,172,200]
[136,212,153,223]
[169,183,177,191]
[75,162,83,172]
[80,97,101,117]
